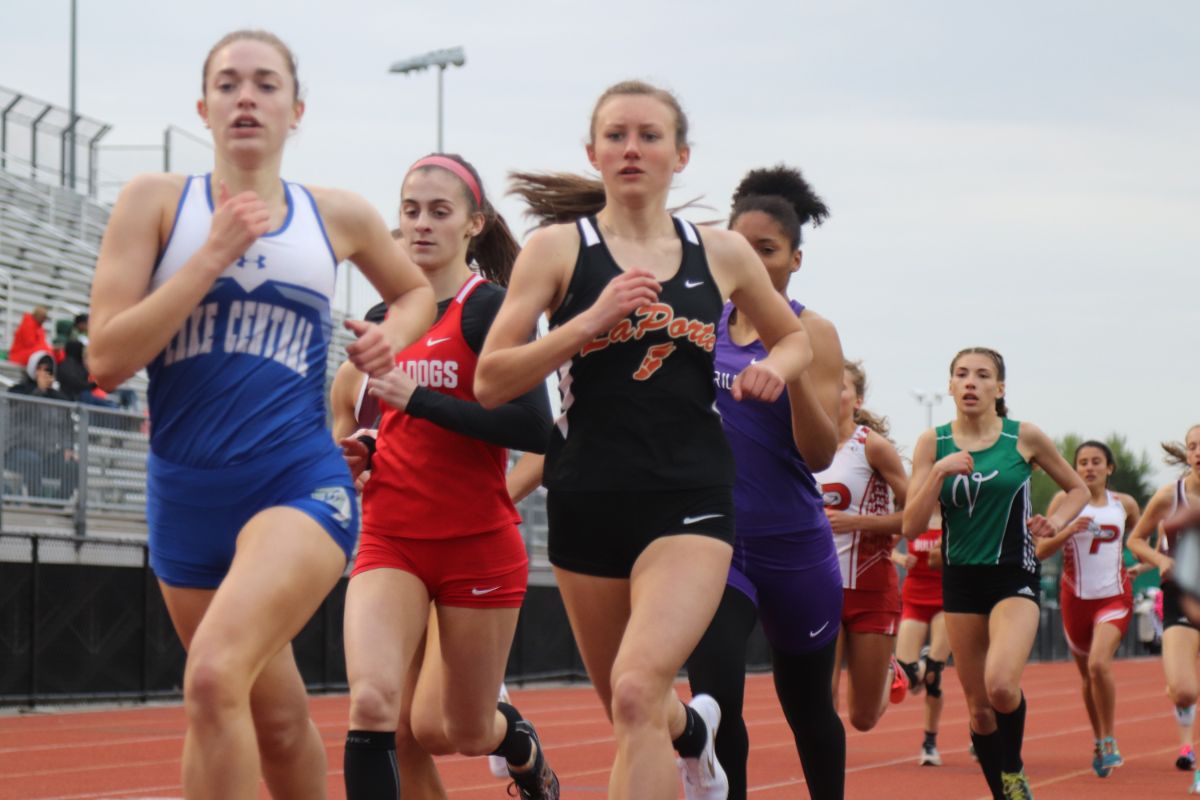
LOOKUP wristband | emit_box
[355,434,377,470]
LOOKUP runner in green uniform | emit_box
[904,347,1088,800]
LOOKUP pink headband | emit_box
[407,155,482,206]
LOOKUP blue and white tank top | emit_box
[148,174,339,467]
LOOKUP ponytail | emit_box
[1163,424,1200,469]
[508,171,607,228]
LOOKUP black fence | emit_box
[0,532,594,707]
[0,531,1158,708]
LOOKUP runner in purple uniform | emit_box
[686,165,847,800]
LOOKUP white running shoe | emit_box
[1190,768,1200,795]
[488,683,512,779]
[676,694,729,800]
[919,743,943,766]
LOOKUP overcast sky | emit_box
[3,0,1197,485]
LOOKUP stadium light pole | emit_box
[911,389,945,430]
[68,0,77,189]
[388,47,466,153]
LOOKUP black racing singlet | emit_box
[545,215,734,492]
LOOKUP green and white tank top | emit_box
[936,418,1036,571]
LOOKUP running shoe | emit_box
[1092,742,1111,778]
[1179,744,1197,771]
[676,694,729,800]
[1100,736,1123,770]
[889,656,908,704]
[1001,770,1034,799]
[507,720,560,800]
[1190,769,1200,795]
[918,742,942,766]
[489,683,512,779]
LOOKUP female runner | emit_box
[477,81,814,800]
[903,347,1088,800]
[685,165,847,800]
[1128,425,1200,793]
[340,154,556,800]
[87,30,434,798]
[892,507,950,766]
[817,360,910,731]
[1036,440,1140,777]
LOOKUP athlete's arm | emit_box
[315,187,434,377]
[1128,484,1174,573]
[788,309,842,471]
[88,174,263,388]
[396,379,552,453]
[477,224,659,408]
[1034,490,1087,559]
[705,228,811,404]
[507,452,545,504]
[902,428,971,539]
[330,360,366,442]
[1021,421,1088,538]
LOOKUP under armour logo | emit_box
[950,469,999,517]
[237,254,267,270]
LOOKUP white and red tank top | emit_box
[362,275,520,538]
[1061,490,1128,600]
[815,425,898,592]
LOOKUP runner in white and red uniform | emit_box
[815,360,909,732]
[1037,440,1141,778]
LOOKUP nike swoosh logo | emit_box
[471,586,500,596]
[426,337,451,347]
[684,280,704,289]
[682,513,724,525]
[809,620,830,638]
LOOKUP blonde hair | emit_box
[844,359,891,438]
[1162,424,1200,468]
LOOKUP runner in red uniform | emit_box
[894,507,950,766]
[340,154,558,800]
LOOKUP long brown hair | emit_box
[844,360,891,438]
[407,154,520,287]
[202,30,301,100]
[949,346,1008,418]
[1162,424,1200,469]
[509,80,690,228]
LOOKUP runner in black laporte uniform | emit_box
[476,80,813,800]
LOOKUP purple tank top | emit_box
[713,300,827,537]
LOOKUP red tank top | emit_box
[362,276,520,538]
[903,528,944,605]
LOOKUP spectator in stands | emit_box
[57,340,107,405]
[8,305,52,367]
[71,313,89,345]
[5,351,79,498]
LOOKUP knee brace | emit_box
[897,659,921,691]
[924,658,945,698]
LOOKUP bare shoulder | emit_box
[696,225,753,261]
[114,172,187,212]
[798,308,839,339]
[524,221,581,259]
[1016,420,1051,445]
[305,185,374,228]
[1114,491,1140,513]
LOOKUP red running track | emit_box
[0,657,1191,799]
